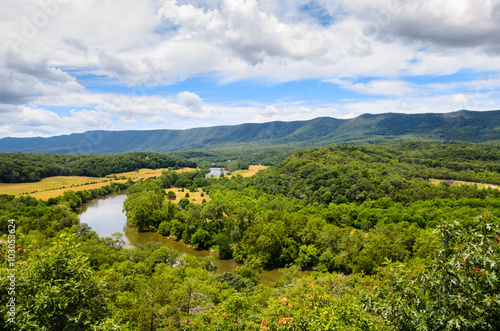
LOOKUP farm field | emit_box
[165,188,211,205]
[0,167,197,200]
[0,176,118,200]
[0,166,267,200]
[429,178,500,190]
[165,165,268,204]
[229,164,269,178]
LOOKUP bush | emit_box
[367,216,500,330]
[158,221,171,236]
[191,228,211,249]
[0,234,108,330]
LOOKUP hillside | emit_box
[0,152,196,183]
[1,143,500,330]
[0,109,499,154]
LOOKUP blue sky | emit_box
[1,0,500,137]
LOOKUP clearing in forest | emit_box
[164,165,268,204]
[428,178,500,190]
[228,165,268,178]
[165,188,211,205]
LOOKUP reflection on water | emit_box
[123,226,238,274]
[78,193,303,284]
[78,193,130,246]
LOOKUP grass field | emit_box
[228,165,269,178]
[0,176,117,200]
[165,188,211,205]
[0,168,197,200]
[429,178,500,190]
[0,166,267,201]
[165,165,268,205]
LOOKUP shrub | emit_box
[367,216,500,330]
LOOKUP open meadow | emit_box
[165,165,268,204]
[0,166,268,200]
[429,178,500,190]
[164,187,211,205]
[229,164,269,178]
[0,167,197,200]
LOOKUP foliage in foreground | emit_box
[366,216,500,331]
[0,234,107,330]
[189,272,387,331]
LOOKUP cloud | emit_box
[0,0,500,138]
[335,79,415,97]
[62,37,89,55]
[145,115,167,124]
[17,107,61,127]
[68,109,114,128]
[5,51,70,83]
[3,0,499,88]
[0,47,83,105]
[342,112,355,119]
[0,106,113,137]
[158,0,361,66]
[177,91,203,112]
[451,93,468,106]
[359,0,500,52]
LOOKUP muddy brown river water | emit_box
[78,193,284,284]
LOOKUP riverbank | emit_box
[78,193,303,285]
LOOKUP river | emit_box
[78,193,282,284]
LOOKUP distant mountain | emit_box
[1,110,499,154]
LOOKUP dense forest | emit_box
[0,152,196,183]
[1,142,499,330]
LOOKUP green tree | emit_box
[368,216,500,330]
[178,198,190,209]
[167,191,177,200]
[123,190,164,231]
[191,228,211,250]
[158,221,171,236]
[0,234,107,330]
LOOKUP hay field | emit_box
[165,188,211,205]
[0,168,198,200]
[428,178,500,190]
[0,165,264,201]
[228,165,268,178]
[0,176,113,198]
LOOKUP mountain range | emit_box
[1,110,499,154]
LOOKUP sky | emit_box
[1,0,500,138]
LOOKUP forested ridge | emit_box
[252,142,500,206]
[1,143,500,330]
[0,152,196,183]
[1,109,499,154]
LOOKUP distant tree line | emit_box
[0,152,196,183]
